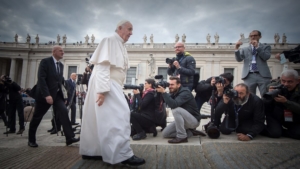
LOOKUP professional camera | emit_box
[124,83,144,94]
[224,89,238,99]
[2,75,12,84]
[263,84,288,101]
[282,45,300,64]
[204,122,220,139]
[214,76,225,85]
[154,75,169,88]
[166,58,176,65]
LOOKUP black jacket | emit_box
[167,52,196,87]
[5,81,22,103]
[162,86,201,121]
[133,90,155,121]
[34,57,65,103]
[215,93,265,138]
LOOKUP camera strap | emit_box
[225,105,242,130]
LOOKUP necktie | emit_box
[251,47,257,71]
[56,62,60,74]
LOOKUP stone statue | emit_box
[175,34,179,43]
[91,34,95,44]
[143,34,147,43]
[240,33,245,39]
[206,33,211,44]
[147,54,155,77]
[57,34,60,43]
[182,34,186,43]
[274,33,280,43]
[35,34,39,44]
[214,33,219,43]
[14,34,18,43]
[150,34,153,43]
[282,33,287,43]
[85,34,89,43]
[26,34,31,43]
[62,34,67,44]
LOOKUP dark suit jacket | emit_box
[66,79,76,104]
[35,56,65,103]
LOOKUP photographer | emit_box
[167,42,196,91]
[0,78,8,126]
[130,78,156,140]
[1,75,25,134]
[195,73,234,111]
[214,83,265,141]
[156,76,204,144]
[263,69,300,139]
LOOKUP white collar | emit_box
[114,32,125,44]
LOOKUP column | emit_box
[213,60,220,75]
[9,58,16,81]
[20,59,28,88]
[28,59,37,88]
[205,61,212,80]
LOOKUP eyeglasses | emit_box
[174,46,183,49]
[249,34,259,37]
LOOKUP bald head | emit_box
[174,42,185,54]
[52,46,64,60]
[70,73,77,80]
[115,20,133,42]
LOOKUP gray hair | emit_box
[115,20,130,32]
[281,69,299,79]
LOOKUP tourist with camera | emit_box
[195,73,234,111]
[167,42,196,91]
[0,75,25,134]
[214,83,265,141]
[156,76,205,144]
[262,69,300,139]
[130,78,157,140]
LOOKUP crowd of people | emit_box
[0,21,299,167]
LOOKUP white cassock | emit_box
[79,33,133,164]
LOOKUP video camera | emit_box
[263,84,288,101]
[224,89,238,99]
[154,75,169,88]
[123,83,144,95]
[281,45,300,64]
[166,58,176,65]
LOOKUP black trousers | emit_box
[130,113,155,133]
[264,102,300,140]
[28,94,74,143]
[0,108,8,126]
[7,98,24,131]
[70,102,76,124]
[51,106,61,131]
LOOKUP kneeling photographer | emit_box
[130,78,157,140]
[156,76,205,144]
[214,83,265,141]
[262,69,300,140]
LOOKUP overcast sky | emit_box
[0,0,299,44]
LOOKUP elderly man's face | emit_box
[249,31,261,42]
[71,74,77,81]
[281,75,299,91]
[118,22,133,42]
[52,47,64,60]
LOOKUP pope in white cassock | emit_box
[79,20,146,166]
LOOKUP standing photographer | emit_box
[1,75,25,134]
[214,83,265,141]
[263,69,300,139]
[0,78,8,127]
[167,42,196,91]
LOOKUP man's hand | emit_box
[223,94,230,104]
[211,77,216,86]
[268,86,276,92]
[216,83,224,96]
[45,96,53,105]
[275,53,281,61]
[274,95,287,103]
[96,93,105,106]
[133,89,139,94]
[250,40,258,48]
[235,41,242,50]
[156,86,165,93]
[237,133,251,141]
[173,61,180,69]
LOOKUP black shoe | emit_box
[47,128,54,132]
[132,131,147,140]
[17,129,25,135]
[28,141,38,147]
[3,130,15,134]
[66,137,80,146]
[121,155,145,166]
[71,122,79,125]
[82,155,103,160]
[50,129,61,135]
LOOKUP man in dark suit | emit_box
[66,73,78,125]
[28,46,79,147]
[235,30,272,96]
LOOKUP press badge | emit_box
[284,110,293,122]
